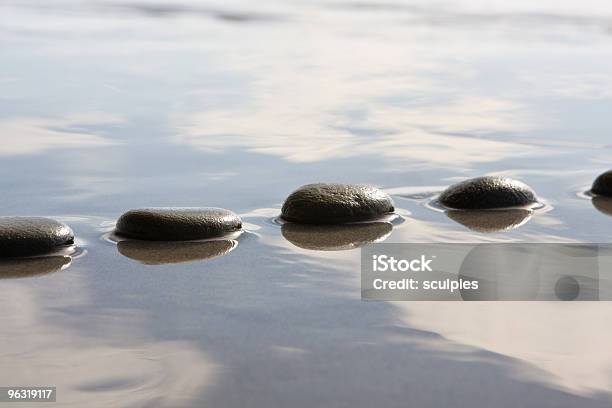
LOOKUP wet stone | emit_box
[439,176,538,210]
[0,217,74,258]
[591,170,612,197]
[281,183,394,224]
[115,207,242,241]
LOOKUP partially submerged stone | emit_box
[0,256,71,279]
[591,170,612,197]
[446,209,532,233]
[118,240,236,265]
[0,217,74,258]
[115,207,242,241]
[282,222,392,251]
[281,183,394,224]
[439,176,538,210]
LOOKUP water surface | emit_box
[1,0,612,406]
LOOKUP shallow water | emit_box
[1,0,612,406]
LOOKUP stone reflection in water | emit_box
[281,222,392,251]
[117,239,237,265]
[0,256,71,279]
[592,196,612,217]
[446,209,532,233]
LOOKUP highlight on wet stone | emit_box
[281,183,394,224]
[115,207,242,241]
[0,217,74,258]
[282,222,392,251]
[118,240,237,265]
[0,256,72,279]
[446,209,532,233]
[439,176,538,210]
[590,170,612,197]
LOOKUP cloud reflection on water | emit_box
[0,114,119,155]
[263,214,612,401]
[176,56,537,165]
[395,301,612,395]
[0,280,218,407]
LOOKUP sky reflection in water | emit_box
[1,0,612,406]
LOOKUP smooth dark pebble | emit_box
[118,240,236,265]
[282,222,392,251]
[439,176,538,210]
[115,207,242,241]
[591,170,612,197]
[0,217,74,258]
[281,183,394,224]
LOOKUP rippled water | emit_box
[1,0,612,406]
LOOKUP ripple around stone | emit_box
[281,222,393,251]
[117,240,237,265]
[0,217,74,258]
[281,183,394,224]
[115,207,242,241]
[439,176,538,210]
[591,170,612,197]
[446,209,533,233]
[0,256,72,279]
